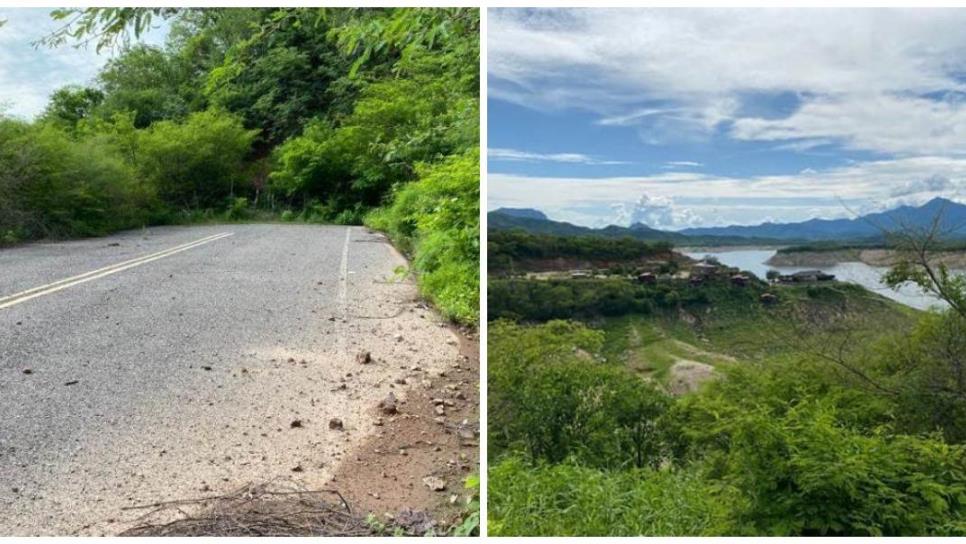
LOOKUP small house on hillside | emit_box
[731,274,749,287]
[637,272,657,285]
[571,270,592,279]
[760,293,778,305]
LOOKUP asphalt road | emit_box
[0,224,461,535]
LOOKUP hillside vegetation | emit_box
[488,233,966,536]
[0,8,479,324]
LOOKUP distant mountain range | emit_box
[680,197,966,240]
[488,197,966,244]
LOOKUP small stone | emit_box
[422,476,446,491]
[21,369,32,375]
[290,420,303,429]
[201,366,212,371]
[434,405,446,416]
[355,351,372,365]
[328,418,344,431]
[393,334,404,342]
[379,392,398,415]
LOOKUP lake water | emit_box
[682,248,948,311]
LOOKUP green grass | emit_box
[598,282,919,388]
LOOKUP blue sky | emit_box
[0,8,168,120]
[488,8,966,229]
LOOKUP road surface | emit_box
[0,224,461,535]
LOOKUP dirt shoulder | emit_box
[328,326,480,534]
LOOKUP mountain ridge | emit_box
[489,198,966,243]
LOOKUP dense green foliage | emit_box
[2,7,479,323]
[489,311,966,536]
[488,230,672,272]
[366,149,479,324]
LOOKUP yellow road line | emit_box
[0,232,234,310]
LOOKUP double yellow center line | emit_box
[0,232,234,310]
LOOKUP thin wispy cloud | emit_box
[489,147,629,165]
[489,8,966,156]
[664,161,702,169]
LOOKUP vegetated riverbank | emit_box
[767,247,966,269]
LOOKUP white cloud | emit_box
[0,8,168,119]
[612,194,701,229]
[664,161,702,169]
[488,147,629,165]
[488,156,966,229]
[488,8,966,156]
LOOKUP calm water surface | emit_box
[683,248,949,311]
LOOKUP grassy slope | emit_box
[599,282,919,388]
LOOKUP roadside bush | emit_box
[137,110,257,209]
[0,118,149,241]
[366,148,479,324]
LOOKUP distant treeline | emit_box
[488,230,673,271]
[779,239,966,254]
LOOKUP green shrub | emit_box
[0,118,150,240]
[488,456,732,536]
[366,148,479,324]
[137,110,257,209]
[488,320,671,468]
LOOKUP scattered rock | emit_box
[201,366,212,371]
[393,334,404,342]
[355,351,372,365]
[291,465,304,473]
[422,476,446,492]
[379,392,398,415]
[64,380,79,386]
[290,419,303,429]
[394,377,407,385]
[328,418,344,431]
[434,405,445,416]
[21,369,32,375]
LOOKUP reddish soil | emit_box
[329,326,480,532]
